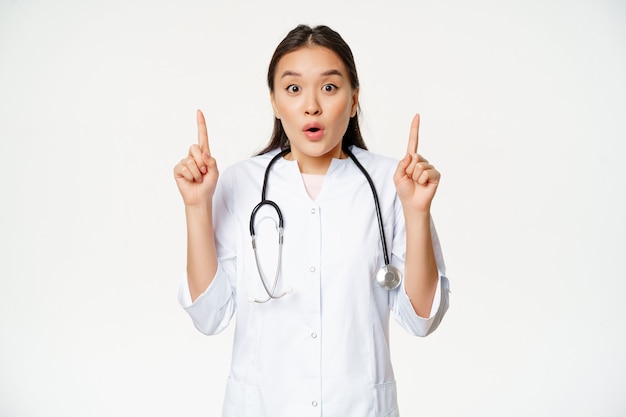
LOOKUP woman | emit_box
[174,24,450,417]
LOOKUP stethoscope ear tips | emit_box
[376,265,402,290]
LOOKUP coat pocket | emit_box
[373,381,399,417]
[222,377,261,417]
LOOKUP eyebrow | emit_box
[280,69,344,79]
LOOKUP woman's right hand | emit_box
[173,110,219,207]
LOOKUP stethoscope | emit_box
[248,147,402,303]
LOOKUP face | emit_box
[270,45,359,173]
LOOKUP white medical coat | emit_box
[179,147,450,417]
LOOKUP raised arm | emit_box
[173,110,220,302]
[393,114,440,317]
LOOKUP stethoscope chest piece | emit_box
[376,264,402,290]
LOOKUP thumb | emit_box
[393,154,411,183]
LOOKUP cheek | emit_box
[325,95,349,115]
[333,98,355,123]
[276,97,301,119]
[342,94,356,115]
[277,107,299,136]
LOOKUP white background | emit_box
[1,0,625,416]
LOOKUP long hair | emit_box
[257,24,366,155]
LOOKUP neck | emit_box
[285,146,345,174]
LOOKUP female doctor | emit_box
[173,24,450,417]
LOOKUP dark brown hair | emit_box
[257,24,366,154]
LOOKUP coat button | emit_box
[310,208,316,214]
[312,401,318,407]
[311,333,318,339]
[309,266,316,273]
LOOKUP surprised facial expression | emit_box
[271,45,359,173]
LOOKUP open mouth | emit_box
[303,124,324,139]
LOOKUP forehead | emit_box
[276,45,348,76]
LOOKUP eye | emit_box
[322,84,337,92]
[286,84,300,93]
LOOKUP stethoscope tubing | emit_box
[248,149,290,303]
[248,146,401,302]
[344,149,391,268]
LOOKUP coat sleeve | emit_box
[177,170,238,335]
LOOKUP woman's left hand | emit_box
[393,114,440,213]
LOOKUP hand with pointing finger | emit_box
[174,110,219,207]
[393,114,440,213]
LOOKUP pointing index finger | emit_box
[407,113,420,155]
[197,109,210,155]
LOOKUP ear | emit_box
[270,91,280,119]
[350,87,359,117]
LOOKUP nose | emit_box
[304,93,321,116]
